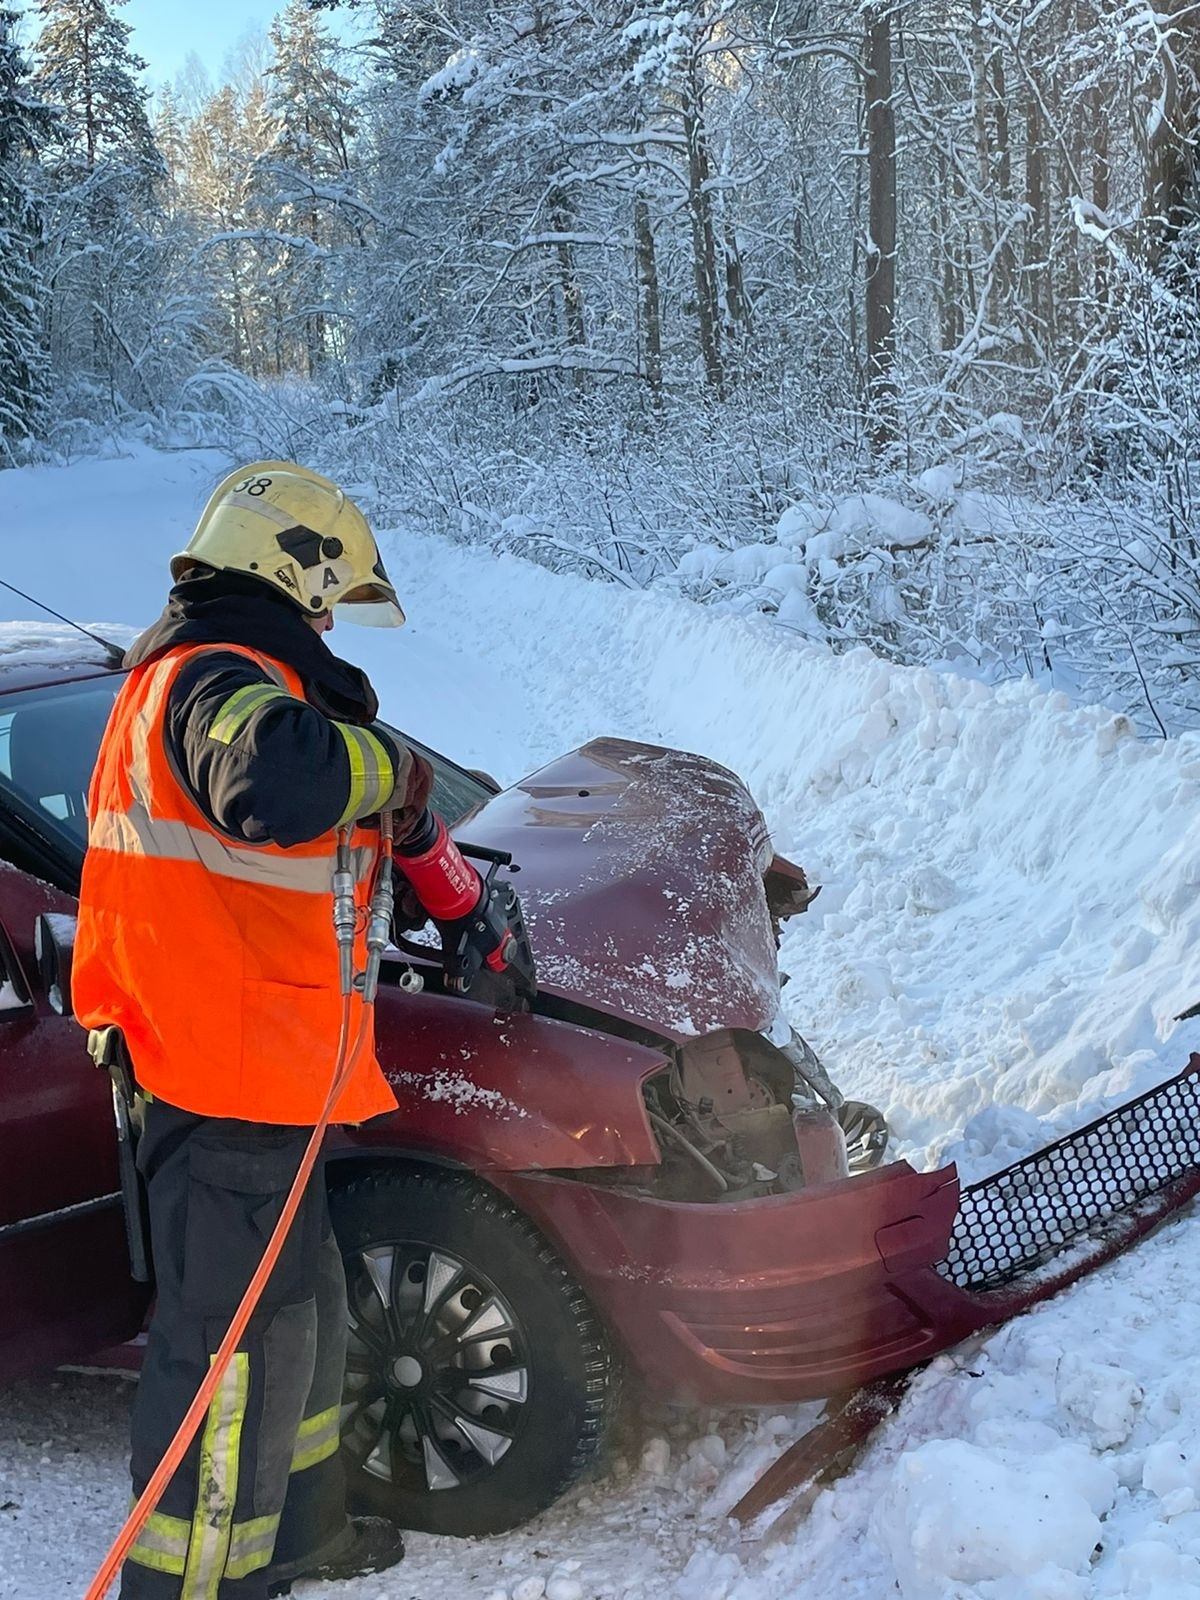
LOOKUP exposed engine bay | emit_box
[635,1027,889,1203]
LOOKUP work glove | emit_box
[361,738,434,834]
[437,881,518,995]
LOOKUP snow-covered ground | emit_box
[1,445,1199,1600]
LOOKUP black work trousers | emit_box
[120,1100,353,1599]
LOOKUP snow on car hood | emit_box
[452,738,780,1041]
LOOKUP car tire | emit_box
[327,1165,618,1536]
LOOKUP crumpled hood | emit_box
[452,738,781,1041]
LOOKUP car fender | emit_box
[344,981,663,1172]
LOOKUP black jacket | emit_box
[125,571,430,848]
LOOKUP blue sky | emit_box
[118,0,359,93]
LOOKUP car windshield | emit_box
[0,674,496,879]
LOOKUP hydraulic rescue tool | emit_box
[83,813,536,1600]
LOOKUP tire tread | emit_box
[328,1164,619,1529]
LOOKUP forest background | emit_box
[1,0,1198,733]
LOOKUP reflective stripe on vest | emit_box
[73,640,398,1126]
[99,649,375,889]
[89,806,373,893]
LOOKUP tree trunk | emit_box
[1060,0,1083,334]
[1142,0,1198,266]
[864,1,897,447]
[970,0,996,264]
[682,58,724,395]
[990,43,1014,299]
[1092,81,1110,304]
[81,17,95,172]
[723,222,750,334]
[550,191,586,356]
[937,145,962,352]
[1025,88,1049,340]
[634,195,662,396]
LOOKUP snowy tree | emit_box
[31,0,213,418]
[152,84,188,204]
[183,79,279,373]
[33,0,154,169]
[4,0,1196,725]
[0,4,56,457]
[262,0,360,375]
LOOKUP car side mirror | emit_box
[0,923,33,1019]
[34,912,76,1018]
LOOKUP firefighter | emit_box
[74,462,515,1598]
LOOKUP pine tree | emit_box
[32,0,170,401]
[0,5,56,457]
[153,83,187,203]
[264,0,358,375]
[267,0,354,178]
[33,0,153,171]
[183,80,279,373]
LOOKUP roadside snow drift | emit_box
[1,447,1198,1600]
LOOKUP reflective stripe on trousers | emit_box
[290,1406,340,1475]
[127,1508,282,1585]
[121,1103,352,1600]
[125,1358,280,1592]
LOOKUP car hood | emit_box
[452,738,781,1042]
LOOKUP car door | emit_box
[0,673,150,1379]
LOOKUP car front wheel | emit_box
[328,1166,617,1536]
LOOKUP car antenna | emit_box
[0,577,126,667]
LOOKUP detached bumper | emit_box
[494,1161,990,1404]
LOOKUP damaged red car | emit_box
[1,647,912,1539]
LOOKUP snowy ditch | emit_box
[1,446,1199,1599]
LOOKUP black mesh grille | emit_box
[937,1069,1200,1292]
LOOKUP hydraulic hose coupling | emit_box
[332,832,359,997]
[396,812,482,921]
[361,814,396,1006]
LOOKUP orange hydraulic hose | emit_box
[83,820,394,1599]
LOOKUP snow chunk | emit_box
[1144,1439,1200,1502]
[674,1548,742,1600]
[545,1581,583,1600]
[775,492,933,560]
[1056,1354,1143,1449]
[915,463,962,504]
[872,1438,1107,1593]
[904,865,958,916]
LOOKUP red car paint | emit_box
[343,989,663,1172]
[492,1161,972,1403]
[0,862,150,1376]
[455,737,782,1043]
[0,652,964,1408]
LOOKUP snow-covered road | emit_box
[2,446,1199,1600]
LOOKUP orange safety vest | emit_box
[74,642,398,1126]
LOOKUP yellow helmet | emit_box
[171,461,405,627]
